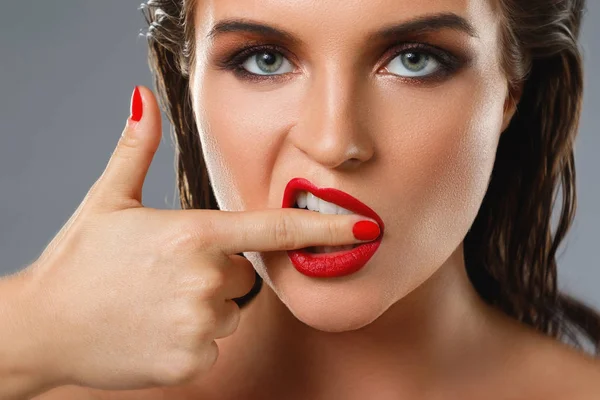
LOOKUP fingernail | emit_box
[353,220,380,241]
[130,86,143,122]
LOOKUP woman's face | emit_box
[189,0,513,332]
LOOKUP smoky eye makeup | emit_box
[211,39,472,85]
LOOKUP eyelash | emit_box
[215,42,463,84]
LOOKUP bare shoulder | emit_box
[479,310,600,399]
[538,339,600,397]
[512,328,600,399]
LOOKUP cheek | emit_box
[376,78,506,283]
[424,88,502,218]
[194,75,297,211]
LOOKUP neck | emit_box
[243,243,509,396]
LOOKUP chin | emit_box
[293,309,384,333]
[286,289,391,333]
[274,271,394,333]
[244,249,409,333]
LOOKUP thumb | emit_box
[94,85,162,209]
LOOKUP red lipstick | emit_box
[282,177,385,278]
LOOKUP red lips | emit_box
[282,177,385,234]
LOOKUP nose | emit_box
[290,70,375,170]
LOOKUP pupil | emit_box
[260,52,277,65]
[402,52,428,71]
[407,53,419,63]
[256,51,283,73]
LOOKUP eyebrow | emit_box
[206,12,479,45]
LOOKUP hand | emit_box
[23,86,379,391]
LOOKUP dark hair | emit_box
[140,0,600,354]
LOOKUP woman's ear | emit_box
[500,81,523,133]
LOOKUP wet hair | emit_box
[140,0,600,354]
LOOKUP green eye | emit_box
[387,51,441,77]
[242,51,294,75]
[402,53,429,71]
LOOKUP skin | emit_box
[176,0,600,398]
[35,0,600,399]
[191,0,508,332]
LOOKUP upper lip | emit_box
[282,177,385,236]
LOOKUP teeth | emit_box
[307,192,320,212]
[297,192,308,209]
[295,191,355,215]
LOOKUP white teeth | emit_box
[307,192,319,212]
[295,191,356,215]
[297,192,308,209]
[317,197,339,215]
[336,207,354,215]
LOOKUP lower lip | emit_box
[287,239,382,278]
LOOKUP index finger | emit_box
[186,208,382,255]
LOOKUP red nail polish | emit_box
[130,86,143,122]
[353,221,380,241]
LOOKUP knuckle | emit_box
[164,228,205,257]
[198,303,221,332]
[172,304,202,336]
[197,268,227,299]
[117,130,142,151]
[177,217,217,251]
[158,342,219,386]
[166,229,197,252]
[327,219,338,245]
[176,358,203,383]
[172,304,213,345]
[273,213,298,249]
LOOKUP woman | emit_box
[138,0,600,396]
[5,0,600,399]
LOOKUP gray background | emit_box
[1,2,598,308]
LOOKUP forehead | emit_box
[194,0,499,44]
